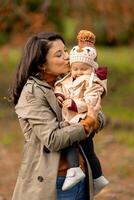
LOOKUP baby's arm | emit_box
[62,98,88,113]
[68,73,107,113]
[63,81,106,114]
[84,67,107,106]
[54,83,87,112]
[84,82,105,106]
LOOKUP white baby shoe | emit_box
[62,167,85,191]
[94,175,109,195]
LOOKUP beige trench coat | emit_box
[12,77,96,200]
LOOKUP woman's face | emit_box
[45,40,70,76]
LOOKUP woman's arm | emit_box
[15,83,89,152]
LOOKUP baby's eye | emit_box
[81,68,85,70]
[73,68,78,71]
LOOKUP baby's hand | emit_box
[57,96,64,107]
[63,99,72,108]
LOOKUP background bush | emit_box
[0,0,134,46]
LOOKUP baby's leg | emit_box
[81,133,102,178]
[62,144,85,191]
[66,143,79,168]
[80,132,109,195]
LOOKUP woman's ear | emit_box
[38,63,46,71]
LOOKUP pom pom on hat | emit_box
[77,30,96,48]
[70,30,98,69]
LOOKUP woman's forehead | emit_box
[49,40,65,53]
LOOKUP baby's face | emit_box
[71,62,92,79]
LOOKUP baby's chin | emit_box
[72,75,82,80]
[74,74,89,79]
[61,67,70,75]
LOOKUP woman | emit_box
[10,32,104,200]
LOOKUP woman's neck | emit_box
[43,72,57,87]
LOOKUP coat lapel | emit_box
[45,90,62,122]
[31,77,62,122]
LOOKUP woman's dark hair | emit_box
[10,32,65,105]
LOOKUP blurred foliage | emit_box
[97,46,134,123]
[0,0,134,46]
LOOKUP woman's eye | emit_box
[56,52,62,57]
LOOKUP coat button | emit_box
[37,176,44,182]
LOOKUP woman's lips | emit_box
[65,62,70,67]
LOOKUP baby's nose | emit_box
[78,70,83,75]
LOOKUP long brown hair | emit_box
[10,32,65,105]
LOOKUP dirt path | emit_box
[0,146,21,200]
[0,131,134,200]
[95,131,134,200]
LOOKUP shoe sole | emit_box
[94,181,109,196]
[62,174,86,191]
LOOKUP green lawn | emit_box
[97,46,134,122]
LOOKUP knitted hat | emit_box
[70,30,98,69]
[70,46,98,69]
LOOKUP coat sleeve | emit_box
[97,111,106,131]
[72,81,105,113]
[71,99,88,113]
[15,83,86,152]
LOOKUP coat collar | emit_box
[55,73,91,88]
[29,76,52,89]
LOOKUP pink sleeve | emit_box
[55,93,65,100]
[68,100,78,112]
[95,66,108,80]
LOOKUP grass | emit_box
[96,46,134,123]
[0,117,23,150]
[0,48,20,71]
[0,47,21,102]
[97,46,134,71]
[113,130,134,151]
[103,105,134,122]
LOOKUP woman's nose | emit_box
[64,52,69,60]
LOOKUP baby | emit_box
[55,30,109,194]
